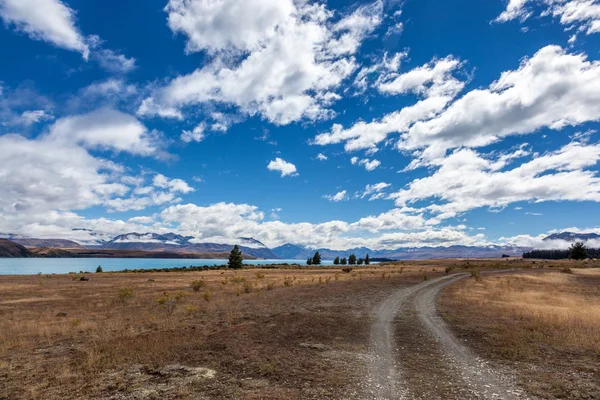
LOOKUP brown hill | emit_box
[0,239,33,257]
[11,238,83,248]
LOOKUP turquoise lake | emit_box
[0,258,339,275]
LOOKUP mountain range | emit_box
[1,230,598,259]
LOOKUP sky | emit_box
[0,0,600,250]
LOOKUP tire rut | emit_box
[364,275,457,400]
[366,273,532,400]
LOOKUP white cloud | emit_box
[376,55,464,98]
[165,0,295,54]
[153,174,194,194]
[47,108,160,156]
[20,109,53,125]
[495,0,600,35]
[390,141,600,221]
[0,0,90,58]
[181,122,206,143]
[316,153,328,161]
[495,0,532,22]
[140,0,383,126]
[399,46,600,163]
[361,182,391,199]
[324,190,348,202]
[0,133,128,213]
[127,216,155,224]
[93,49,136,73]
[267,157,298,177]
[355,158,381,171]
[313,54,464,152]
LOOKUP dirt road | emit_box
[365,273,532,400]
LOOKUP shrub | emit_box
[185,303,201,313]
[561,267,573,274]
[243,281,253,293]
[445,266,454,274]
[422,273,428,281]
[255,272,265,279]
[191,279,206,292]
[230,276,246,284]
[118,286,135,302]
[341,267,353,273]
[266,282,275,291]
[156,291,184,315]
[283,276,293,287]
[470,270,481,281]
[203,291,211,302]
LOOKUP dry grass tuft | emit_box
[440,269,600,399]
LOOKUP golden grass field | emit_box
[0,258,599,399]
[439,266,600,399]
[0,263,446,399]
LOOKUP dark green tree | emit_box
[569,242,588,260]
[357,258,364,265]
[96,265,103,273]
[348,254,357,265]
[365,254,370,265]
[340,257,347,265]
[228,245,243,269]
[312,251,321,265]
[307,257,313,265]
[333,256,340,265]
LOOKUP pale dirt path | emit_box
[365,273,532,400]
[364,275,457,400]
[414,274,530,400]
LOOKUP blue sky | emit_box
[1,0,600,250]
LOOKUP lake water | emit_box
[0,258,340,275]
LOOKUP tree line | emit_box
[306,252,370,265]
[523,242,597,260]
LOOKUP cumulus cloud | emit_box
[352,158,381,171]
[399,45,600,162]
[324,190,348,202]
[360,182,391,200]
[390,141,600,222]
[181,122,206,143]
[140,0,383,125]
[47,108,160,156]
[20,109,53,125]
[495,0,600,35]
[495,0,532,22]
[313,54,465,152]
[267,157,298,177]
[0,0,90,58]
[93,49,136,73]
[316,153,328,161]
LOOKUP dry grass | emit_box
[0,263,441,399]
[439,269,600,399]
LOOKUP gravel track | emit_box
[366,273,532,400]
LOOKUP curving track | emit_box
[365,273,532,400]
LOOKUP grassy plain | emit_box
[439,265,600,399]
[1,258,598,399]
[0,263,445,399]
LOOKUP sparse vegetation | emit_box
[441,270,600,399]
[156,291,185,315]
[190,279,206,292]
[117,286,135,302]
